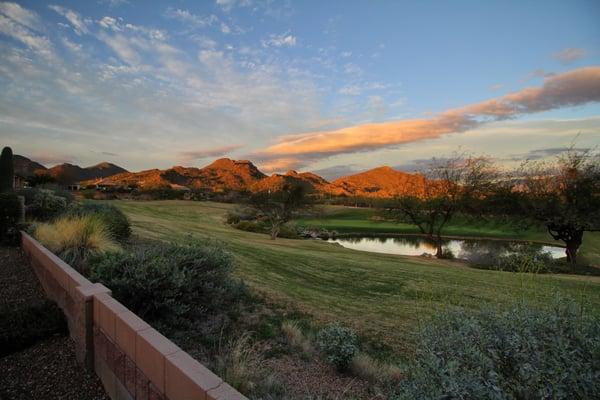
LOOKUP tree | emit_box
[517,149,600,264]
[248,181,312,240]
[383,154,495,258]
[0,146,14,192]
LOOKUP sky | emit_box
[0,0,599,180]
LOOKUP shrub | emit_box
[497,246,554,272]
[0,192,22,245]
[316,322,359,371]
[30,189,68,220]
[0,300,67,356]
[88,240,244,327]
[394,298,600,399]
[33,215,120,272]
[66,202,131,242]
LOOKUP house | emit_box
[13,174,28,189]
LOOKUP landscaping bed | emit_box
[0,245,108,400]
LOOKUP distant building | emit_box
[67,184,82,191]
[13,174,28,189]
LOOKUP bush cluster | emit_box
[29,189,68,220]
[66,202,131,242]
[316,323,359,371]
[89,240,245,328]
[394,298,600,399]
[0,192,22,245]
[0,300,68,356]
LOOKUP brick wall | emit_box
[21,232,247,400]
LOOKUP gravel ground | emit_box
[0,245,108,400]
[0,246,46,308]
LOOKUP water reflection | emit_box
[327,236,565,259]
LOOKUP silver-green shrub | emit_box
[317,322,359,371]
[395,298,600,399]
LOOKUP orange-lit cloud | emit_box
[255,67,600,171]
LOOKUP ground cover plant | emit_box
[394,297,600,399]
[66,202,131,242]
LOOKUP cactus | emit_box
[0,147,14,192]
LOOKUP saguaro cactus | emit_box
[0,146,14,192]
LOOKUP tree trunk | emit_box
[270,224,280,240]
[565,231,583,264]
[435,241,443,258]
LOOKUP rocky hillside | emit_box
[327,166,428,198]
[13,155,47,177]
[14,155,127,184]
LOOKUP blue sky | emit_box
[1,0,599,179]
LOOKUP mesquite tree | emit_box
[383,154,495,258]
[249,181,312,240]
[518,150,600,264]
[0,147,14,192]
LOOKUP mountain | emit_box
[13,155,47,177]
[85,158,431,198]
[43,162,128,185]
[251,170,330,193]
[85,158,266,191]
[327,166,428,198]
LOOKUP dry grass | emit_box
[215,333,284,397]
[349,352,403,384]
[281,321,314,358]
[33,215,120,271]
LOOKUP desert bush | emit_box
[0,192,22,245]
[226,208,257,225]
[29,189,68,220]
[281,320,313,358]
[394,298,600,399]
[350,353,403,384]
[34,215,119,272]
[316,322,359,371]
[233,220,299,239]
[88,240,245,327]
[66,202,131,242]
[0,300,67,356]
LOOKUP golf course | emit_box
[115,200,600,353]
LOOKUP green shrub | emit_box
[66,202,131,242]
[316,322,359,371]
[33,215,120,273]
[30,189,68,220]
[0,300,68,356]
[89,240,245,328]
[394,298,600,399]
[0,192,22,245]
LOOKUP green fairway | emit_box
[114,200,600,354]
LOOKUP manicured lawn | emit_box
[114,200,600,355]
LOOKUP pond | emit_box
[327,235,565,260]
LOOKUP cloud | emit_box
[553,48,587,64]
[0,2,40,31]
[98,0,129,8]
[215,0,252,12]
[504,146,591,161]
[180,145,243,161]
[262,33,296,47]
[256,67,600,170]
[48,5,89,35]
[0,12,53,59]
[164,8,218,28]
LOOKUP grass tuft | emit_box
[33,215,120,272]
[281,320,314,358]
[350,352,402,384]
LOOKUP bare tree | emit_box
[383,153,496,258]
[518,149,600,264]
[249,182,312,240]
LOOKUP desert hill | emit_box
[20,154,432,198]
